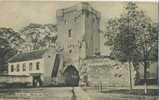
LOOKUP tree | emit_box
[135,22,158,94]
[20,23,57,52]
[20,23,44,51]
[43,24,57,48]
[105,2,157,92]
[0,28,24,72]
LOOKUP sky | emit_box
[0,1,157,31]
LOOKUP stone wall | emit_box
[81,57,136,87]
[137,62,157,79]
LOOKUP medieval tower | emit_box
[56,2,101,67]
[56,2,101,85]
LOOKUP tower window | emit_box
[64,20,67,24]
[74,17,77,22]
[69,49,72,54]
[68,29,72,37]
[86,10,89,17]
[92,18,95,23]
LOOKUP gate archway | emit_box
[63,65,79,86]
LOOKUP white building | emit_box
[8,48,63,86]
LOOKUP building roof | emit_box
[8,49,47,63]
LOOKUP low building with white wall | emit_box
[8,48,63,86]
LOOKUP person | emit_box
[71,87,77,100]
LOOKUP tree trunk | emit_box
[144,60,148,94]
[128,60,132,90]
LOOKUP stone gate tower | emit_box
[56,3,100,85]
[56,2,101,66]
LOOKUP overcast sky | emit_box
[0,1,157,31]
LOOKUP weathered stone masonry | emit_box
[56,2,136,87]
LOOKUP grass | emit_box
[101,89,158,96]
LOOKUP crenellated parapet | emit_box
[56,2,101,19]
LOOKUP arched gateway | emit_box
[63,65,80,86]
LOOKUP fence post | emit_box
[100,82,102,92]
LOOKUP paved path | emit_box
[0,87,91,100]
[0,87,157,100]
[73,87,91,100]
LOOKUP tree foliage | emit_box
[0,28,24,72]
[105,2,157,63]
[105,2,158,89]
[20,23,57,51]
[0,23,58,72]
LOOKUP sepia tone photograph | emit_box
[0,1,158,100]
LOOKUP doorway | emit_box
[32,75,42,87]
[63,65,80,86]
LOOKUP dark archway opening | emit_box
[63,65,79,86]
